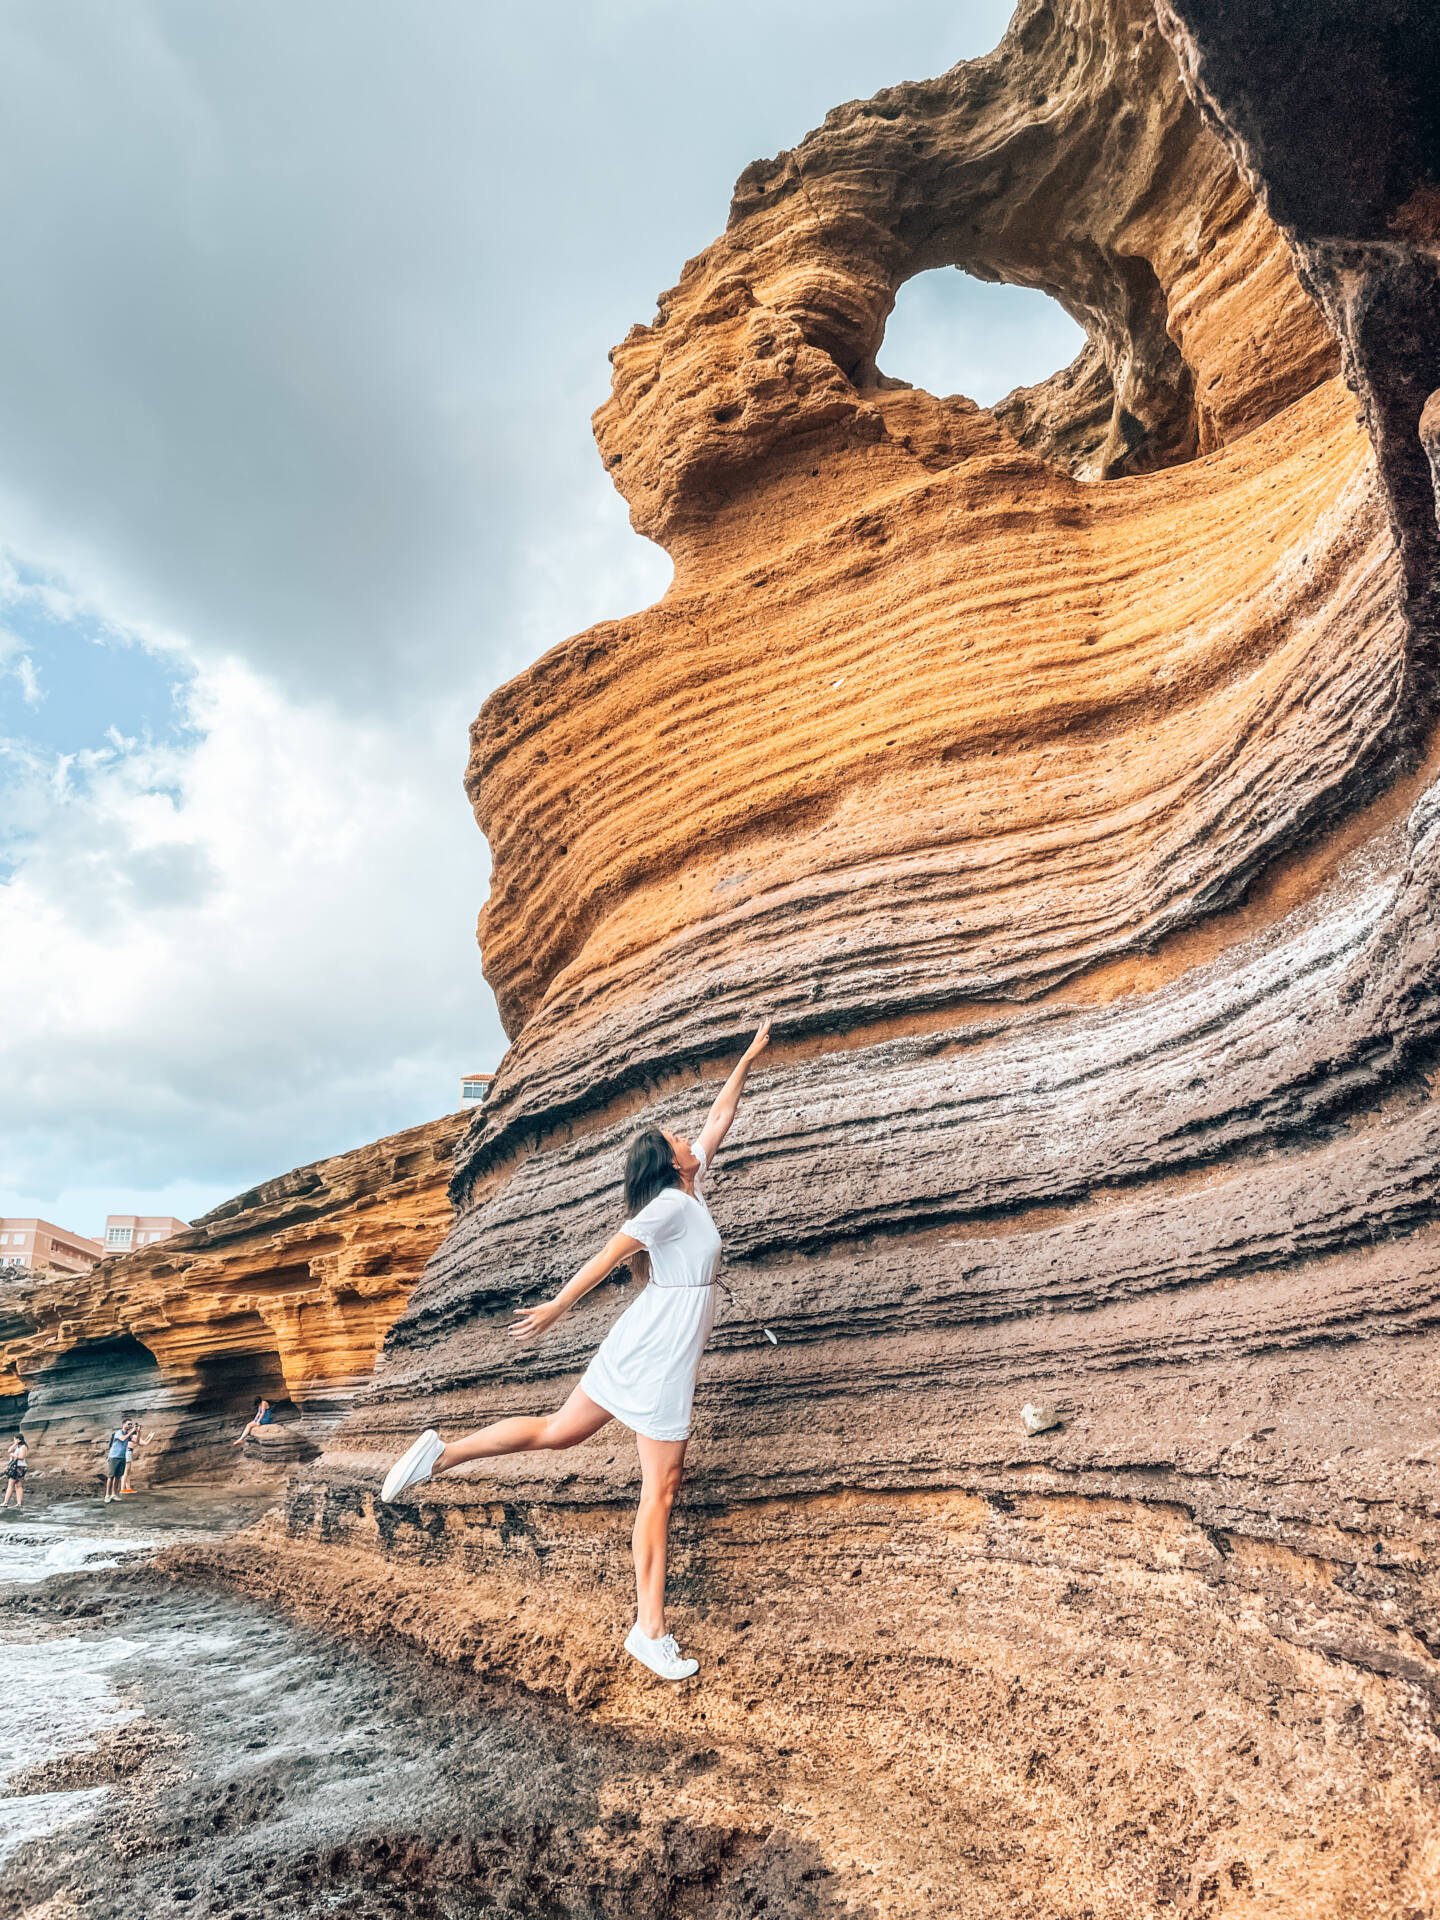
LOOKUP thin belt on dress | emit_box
[650,1278,734,1302]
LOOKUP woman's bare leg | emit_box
[433,1385,611,1474]
[632,1435,687,1638]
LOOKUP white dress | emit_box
[580,1144,722,1442]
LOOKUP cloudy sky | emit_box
[0,0,1083,1237]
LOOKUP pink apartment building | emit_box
[0,1219,104,1275]
[100,1214,188,1256]
[0,1213,188,1276]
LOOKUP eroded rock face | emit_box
[283,1,1438,1909]
[0,1113,464,1485]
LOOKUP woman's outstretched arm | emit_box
[696,1017,771,1165]
[510,1230,644,1343]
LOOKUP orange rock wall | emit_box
[0,1112,465,1484]
[140,0,1440,1912]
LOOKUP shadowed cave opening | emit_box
[31,1333,163,1415]
[189,1346,291,1421]
[152,1339,298,1481]
[878,267,1086,409]
[23,1333,166,1475]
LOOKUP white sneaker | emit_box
[380,1429,444,1503]
[624,1623,699,1681]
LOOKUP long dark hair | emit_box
[624,1127,679,1216]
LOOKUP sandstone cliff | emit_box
[0,1112,465,1485]
[190,1,1440,1912]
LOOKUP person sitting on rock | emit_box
[234,1397,276,1446]
[380,1018,771,1685]
[2,1433,27,1509]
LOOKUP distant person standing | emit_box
[120,1421,146,1494]
[2,1434,26,1509]
[233,1397,275,1447]
[103,1426,129,1502]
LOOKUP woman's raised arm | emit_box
[510,1230,645,1343]
[696,1017,771,1165]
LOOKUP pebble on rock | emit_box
[1021,1402,1062,1436]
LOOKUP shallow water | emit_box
[0,1634,141,1860]
[0,1493,422,1909]
[0,1490,614,1919]
[0,1491,839,1920]
[0,1503,607,1920]
[0,1486,272,1572]
[0,1489,274,1866]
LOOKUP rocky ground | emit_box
[120,1488,1440,1919]
[1,1555,852,1920]
[3,1461,1437,1920]
[0,1491,861,1920]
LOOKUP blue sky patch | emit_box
[0,560,196,758]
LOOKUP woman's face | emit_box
[663,1130,700,1176]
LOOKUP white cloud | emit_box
[1,645,497,1219]
[12,656,40,708]
[0,630,44,708]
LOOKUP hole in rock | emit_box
[23,1333,165,1465]
[878,269,1086,408]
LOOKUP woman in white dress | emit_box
[380,1019,771,1682]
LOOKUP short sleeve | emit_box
[621,1186,688,1250]
[693,1141,709,1174]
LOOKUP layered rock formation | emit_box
[0,1112,464,1485]
[223,1,1440,1911]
